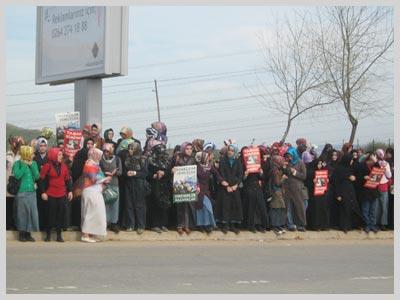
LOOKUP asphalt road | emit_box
[7,239,393,294]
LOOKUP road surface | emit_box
[6,239,393,294]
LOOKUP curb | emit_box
[6,229,394,242]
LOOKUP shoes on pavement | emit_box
[161,226,169,232]
[152,227,162,234]
[177,228,184,235]
[56,236,65,243]
[221,226,228,234]
[183,227,191,235]
[249,227,257,234]
[81,236,96,243]
[26,232,35,242]
[364,227,370,234]
[137,228,145,235]
[126,227,134,232]
[110,224,120,234]
[298,227,306,232]
[372,227,379,233]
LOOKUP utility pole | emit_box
[153,79,161,122]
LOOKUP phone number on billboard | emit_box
[51,21,88,39]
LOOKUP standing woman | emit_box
[215,144,244,234]
[309,158,330,231]
[331,154,360,233]
[6,136,23,230]
[40,148,73,242]
[326,149,340,229]
[375,149,392,231]
[34,137,49,231]
[269,155,287,235]
[100,143,122,233]
[358,153,380,233]
[282,147,308,232]
[172,142,197,235]
[12,146,40,242]
[121,142,149,234]
[71,138,94,229]
[385,148,394,229]
[147,144,172,233]
[242,148,268,233]
[195,149,218,234]
[80,148,112,242]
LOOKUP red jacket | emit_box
[39,147,72,198]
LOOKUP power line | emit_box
[6,49,260,85]
[5,68,266,107]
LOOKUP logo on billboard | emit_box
[92,42,99,58]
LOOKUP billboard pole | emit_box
[74,79,103,129]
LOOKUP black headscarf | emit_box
[125,142,146,171]
[148,144,171,170]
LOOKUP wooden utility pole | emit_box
[154,80,161,122]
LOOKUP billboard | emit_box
[36,6,128,85]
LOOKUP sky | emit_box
[5,6,394,149]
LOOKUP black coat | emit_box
[215,156,244,223]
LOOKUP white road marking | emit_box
[350,276,393,280]
[236,280,270,284]
[43,287,55,290]
[57,286,78,289]
[7,288,20,291]
[182,283,192,286]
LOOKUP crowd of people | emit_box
[5,122,395,243]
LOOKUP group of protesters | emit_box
[6,122,394,243]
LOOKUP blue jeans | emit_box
[361,199,378,230]
[287,201,295,229]
[376,191,389,226]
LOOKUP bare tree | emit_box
[255,12,333,143]
[315,6,394,144]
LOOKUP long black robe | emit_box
[215,156,244,224]
[331,156,363,231]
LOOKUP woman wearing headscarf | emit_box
[331,154,362,233]
[309,158,330,231]
[6,136,23,230]
[357,153,380,233]
[103,128,117,149]
[34,137,49,231]
[215,143,244,234]
[143,127,160,157]
[269,155,287,235]
[80,148,111,242]
[385,147,394,229]
[40,147,73,242]
[195,148,218,234]
[12,146,40,242]
[147,144,172,233]
[100,143,122,233]
[120,142,149,234]
[71,138,94,229]
[192,139,205,154]
[116,126,141,154]
[282,147,307,232]
[241,146,268,233]
[374,148,392,231]
[326,149,340,229]
[171,142,197,235]
[89,123,105,150]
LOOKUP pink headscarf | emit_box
[88,148,103,163]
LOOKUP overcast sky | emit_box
[5,6,394,149]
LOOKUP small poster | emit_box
[243,147,261,173]
[55,112,80,144]
[64,129,83,158]
[364,167,385,189]
[173,165,197,203]
[314,170,329,196]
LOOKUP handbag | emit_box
[7,175,21,196]
[103,185,119,205]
